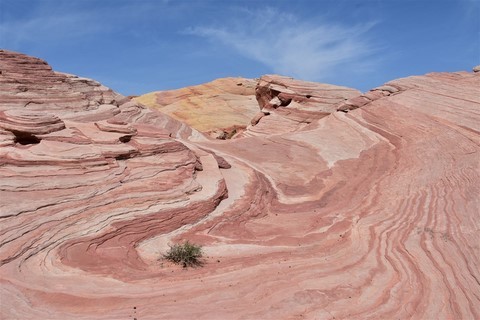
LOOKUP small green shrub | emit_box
[163,241,203,268]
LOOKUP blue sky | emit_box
[1,0,479,94]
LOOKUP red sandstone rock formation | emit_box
[1,50,479,319]
[240,75,360,137]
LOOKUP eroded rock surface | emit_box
[240,74,361,137]
[134,77,259,139]
[0,50,228,317]
[1,50,479,320]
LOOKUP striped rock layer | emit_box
[1,50,479,319]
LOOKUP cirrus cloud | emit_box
[187,7,378,81]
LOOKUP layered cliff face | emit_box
[1,50,479,319]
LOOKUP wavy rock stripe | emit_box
[1,50,479,319]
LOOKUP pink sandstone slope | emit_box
[1,50,479,320]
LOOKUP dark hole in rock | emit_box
[225,128,237,139]
[13,131,41,145]
[306,94,312,98]
[119,135,132,143]
[115,154,131,160]
[280,98,292,106]
[270,89,281,97]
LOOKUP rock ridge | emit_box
[1,50,479,320]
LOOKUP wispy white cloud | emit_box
[187,7,378,81]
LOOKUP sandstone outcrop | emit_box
[134,77,259,139]
[1,50,479,319]
[0,50,229,317]
[243,74,361,137]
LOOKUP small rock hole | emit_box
[279,98,292,107]
[115,153,132,160]
[119,135,132,143]
[13,131,41,145]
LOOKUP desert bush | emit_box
[163,241,203,268]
